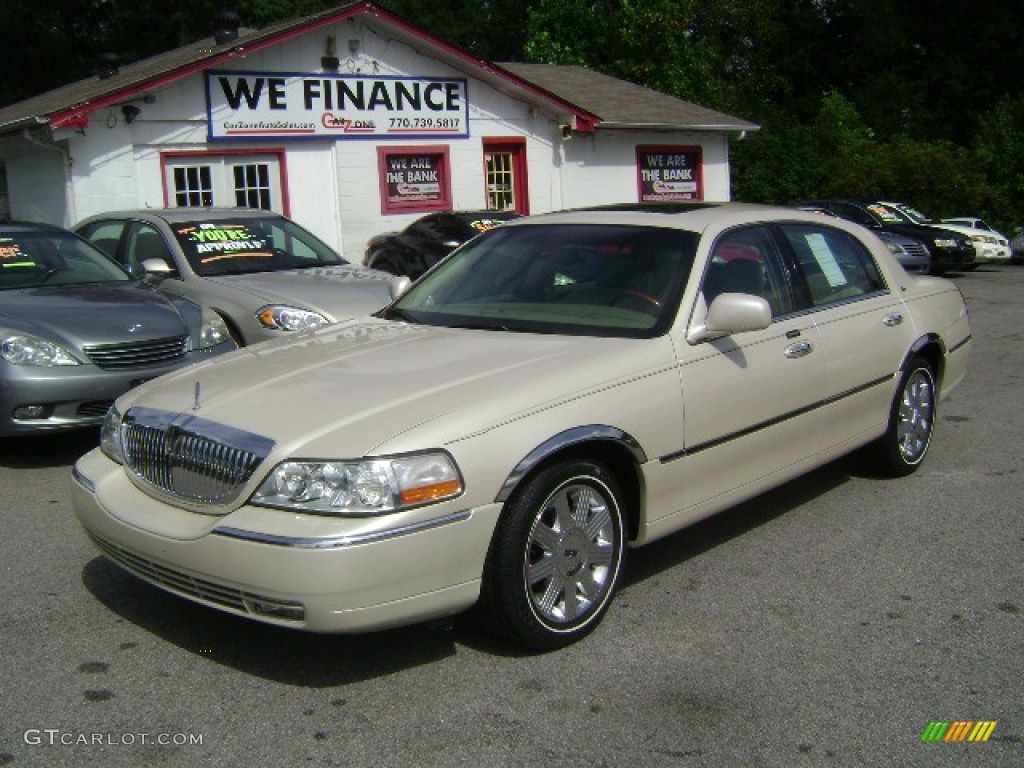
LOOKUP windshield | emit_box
[881,202,934,224]
[1,230,131,290]
[169,216,346,277]
[385,223,698,338]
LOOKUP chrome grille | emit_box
[121,407,274,504]
[85,336,188,370]
[902,241,929,258]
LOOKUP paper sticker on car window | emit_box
[176,223,272,264]
[469,219,505,232]
[0,241,35,268]
[805,233,848,287]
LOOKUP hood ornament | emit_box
[193,381,202,411]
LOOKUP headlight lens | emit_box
[100,406,125,464]
[256,305,328,332]
[0,334,79,366]
[884,242,907,255]
[251,452,463,515]
[197,309,232,349]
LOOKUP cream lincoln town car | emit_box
[71,203,971,650]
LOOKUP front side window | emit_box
[168,216,345,276]
[386,224,699,338]
[702,226,798,317]
[781,224,886,307]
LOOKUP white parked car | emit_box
[72,204,971,650]
[941,217,1012,263]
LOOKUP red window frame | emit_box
[635,145,703,202]
[377,145,453,215]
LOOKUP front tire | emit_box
[478,459,626,651]
[865,357,936,476]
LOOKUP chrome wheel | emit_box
[525,480,618,625]
[478,460,625,650]
[863,356,937,477]
[896,368,934,464]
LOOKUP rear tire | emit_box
[864,357,936,476]
[478,459,626,651]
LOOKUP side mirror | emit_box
[389,275,412,300]
[134,258,174,280]
[688,293,772,343]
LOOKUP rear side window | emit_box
[781,224,886,307]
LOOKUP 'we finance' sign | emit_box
[205,71,470,141]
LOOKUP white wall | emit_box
[0,135,68,224]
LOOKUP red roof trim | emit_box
[47,1,597,130]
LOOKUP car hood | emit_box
[0,283,188,349]
[205,266,395,320]
[115,319,670,459]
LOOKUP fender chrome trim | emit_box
[496,425,647,502]
[213,509,473,549]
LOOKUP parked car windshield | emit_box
[168,216,347,276]
[385,223,699,338]
[1,230,131,290]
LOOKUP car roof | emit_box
[0,221,77,235]
[80,208,286,223]
[512,202,836,232]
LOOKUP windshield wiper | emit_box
[380,307,421,324]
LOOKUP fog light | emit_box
[243,597,305,621]
[13,405,53,420]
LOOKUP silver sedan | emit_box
[1,222,235,437]
[75,208,400,346]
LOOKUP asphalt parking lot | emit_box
[1,265,1020,768]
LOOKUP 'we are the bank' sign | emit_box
[205,71,470,141]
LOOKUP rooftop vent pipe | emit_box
[214,10,241,45]
[97,53,120,80]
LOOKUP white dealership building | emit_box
[0,1,757,259]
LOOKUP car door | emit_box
[657,224,827,522]
[778,222,915,450]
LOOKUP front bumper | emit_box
[71,448,500,633]
[0,343,235,436]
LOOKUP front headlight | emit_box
[197,309,232,349]
[884,242,908,256]
[251,451,463,515]
[1,334,79,366]
[100,406,125,464]
[256,305,328,332]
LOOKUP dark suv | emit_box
[796,200,975,275]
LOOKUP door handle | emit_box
[883,313,904,327]
[784,341,813,358]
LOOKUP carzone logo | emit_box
[921,721,997,742]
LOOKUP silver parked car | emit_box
[1,222,235,437]
[876,231,931,274]
[75,209,399,346]
[72,204,971,650]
